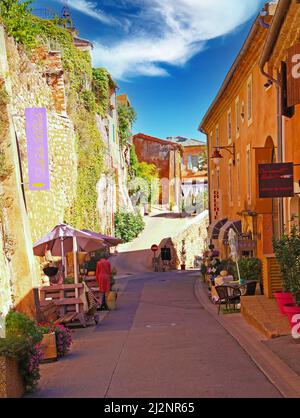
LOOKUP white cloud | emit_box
[92,0,263,79]
[54,0,117,25]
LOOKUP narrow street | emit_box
[32,272,280,398]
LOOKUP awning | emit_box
[219,220,242,243]
[207,218,228,240]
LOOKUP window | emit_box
[237,154,241,206]
[187,155,193,170]
[246,145,251,204]
[247,75,253,125]
[235,97,240,138]
[191,155,199,169]
[228,109,232,143]
[216,125,219,147]
[229,160,233,206]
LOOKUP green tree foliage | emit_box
[118,103,136,146]
[128,145,159,206]
[273,226,300,297]
[114,211,145,243]
[0,0,38,47]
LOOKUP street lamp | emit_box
[211,144,236,166]
[211,149,223,166]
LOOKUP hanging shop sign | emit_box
[25,108,50,191]
[258,163,294,198]
[212,189,222,221]
[287,43,300,108]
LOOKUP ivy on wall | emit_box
[92,68,116,117]
[118,103,136,147]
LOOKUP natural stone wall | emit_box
[7,37,77,243]
[0,26,39,318]
[172,212,209,269]
[158,211,209,270]
[0,357,24,398]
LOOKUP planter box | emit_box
[40,333,57,362]
[274,292,295,314]
[0,357,24,398]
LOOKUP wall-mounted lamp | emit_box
[211,144,236,166]
[264,79,273,89]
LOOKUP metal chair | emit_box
[239,281,257,296]
[215,286,241,315]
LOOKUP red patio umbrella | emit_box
[33,224,107,281]
[81,229,123,247]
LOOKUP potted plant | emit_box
[273,226,300,316]
[233,257,261,291]
[0,311,45,395]
[38,323,72,359]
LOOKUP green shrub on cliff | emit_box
[114,211,145,243]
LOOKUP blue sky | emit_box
[31,0,266,141]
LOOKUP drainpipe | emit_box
[259,0,291,236]
[200,130,212,228]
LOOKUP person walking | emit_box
[96,257,111,311]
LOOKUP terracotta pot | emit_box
[274,292,295,314]
[0,357,24,398]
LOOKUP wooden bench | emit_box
[39,284,87,327]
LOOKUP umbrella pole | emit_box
[60,237,65,280]
[73,236,79,313]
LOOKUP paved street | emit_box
[33,272,280,398]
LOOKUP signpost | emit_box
[151,244,159,272]
[258,163,294,198]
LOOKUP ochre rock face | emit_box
[0,28,78,315]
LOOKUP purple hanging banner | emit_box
[25,108,50,191]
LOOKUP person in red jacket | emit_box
[96,257,111,311]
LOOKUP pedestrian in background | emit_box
[96,256,111,311]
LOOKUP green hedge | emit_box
[114,211,145,243]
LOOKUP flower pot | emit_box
[40,333,57,363]
[274,292,295,314]
[181,265,186,271]
[282,304,300,329]
[106,291,117,311]
[0,357,24,398]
